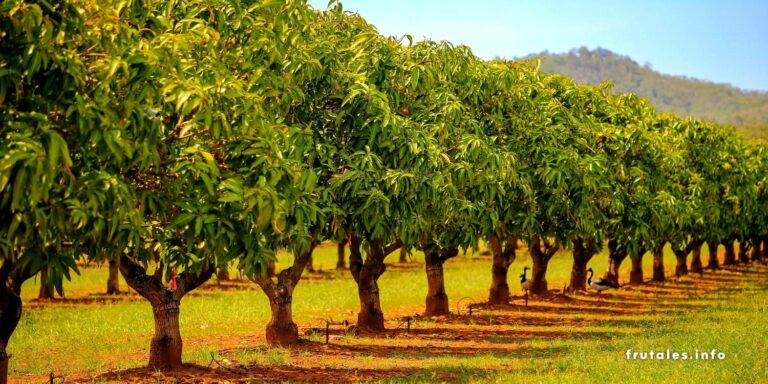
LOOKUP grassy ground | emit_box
[11,243,768,383]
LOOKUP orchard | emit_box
[2,1,768,383]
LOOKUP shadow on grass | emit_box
[96,362,423,383]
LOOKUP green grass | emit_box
[11,243,766,383]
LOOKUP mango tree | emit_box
[515,74,612,295]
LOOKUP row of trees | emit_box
[2,0,767,381]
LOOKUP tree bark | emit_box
[422,242,458,316]
[529,235,558,295]
[0,286,21,384]
[652,244,665,282]
[149,300,182,370]
[107,257,121,294]
[689,241,703,274]
[752,237,762,262]
[605,239,628,286]
[707,242,719,270]
[0,261,32,384]
[350,236,401,332]
[674,248,689,277]
[399,246,408,263]
[738,243,750,264]
[488,234,517,304]
[569,238,596,291]
[336,241,346,270]
[306,254,315,272]
[253,243,317,346]
[763,237,768,261]
[723,241,736,266]
[38,268,53,300]
[217,268,230,282]
[119,255,213,370]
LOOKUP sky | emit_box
[308,0,768,91]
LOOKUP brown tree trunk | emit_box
[399,246,408,263]
[752,237,762,262]
[674,248,689,277]
[254,243,316,346]
[630,256,644,285]
[217,268,230,282]
[488,235,516,304]
[306,254,315,272]
[422,243,458,316]
[738,243,750,263]
[149,300,183,370]
[336,241,346,270]
[0,286,22,384]
[38,268,53,300]
[763,237,768,261]
[529,235,558,295]
[107,257,121,294]
[119,255,213,371]
[605,239,628,286]
[266,294,296,345]
[707,242,719,270]
[723,242,736,266]
[349,237,401,332]
[652,244,665,282]
[0,290,21,384]
[0,261,30,384]
[689,241,704,274]
[568,238,595,291]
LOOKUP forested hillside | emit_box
[533,47,768,138]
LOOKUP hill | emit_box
[530,47,768,139]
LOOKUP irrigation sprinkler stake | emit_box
[325,320,330,344]
[406,317,411,333]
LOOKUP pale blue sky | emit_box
[309,0,768,91]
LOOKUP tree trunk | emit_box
[119,255,213,371]
[149,300,183,370]
[689,241,703,274]
[529,235,558,295]
[0,286,22,384]
[751,238,762,262]
[422,243,457,316]
[723,242,736,266]
[217,268,230,282]
[350,237,401,332]
[488,235,516,304]
[306,254,315,272]
[107,257,121,294]
[674,248,689,277]
[399,246,408,263]
[266,293,297,345]
[738,243,750,263]
[763,237,768,261]
[652,244,665,282]
[38,268,53,300]
[605,239,628,286]
[336,241,346,270]
[707,242,719,270]
[568,238,595,291]
[254,243,316,346]
[0,261,30,384]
